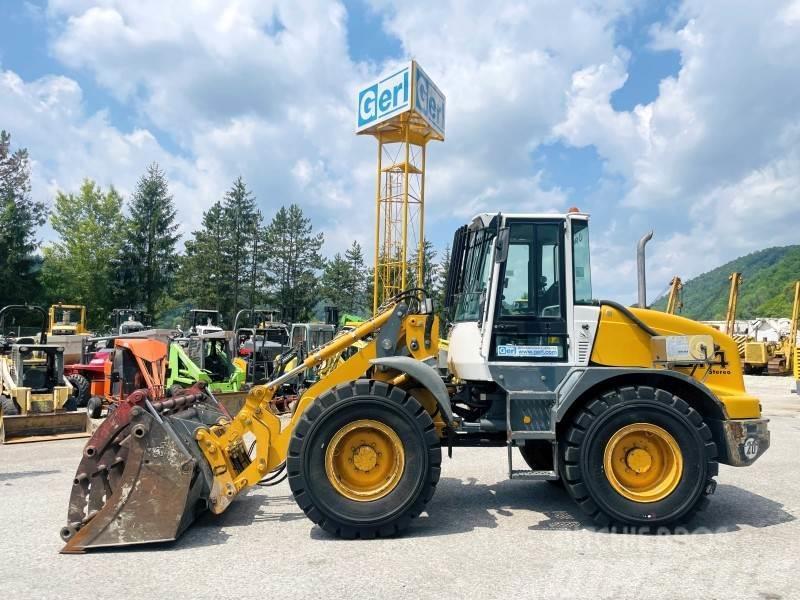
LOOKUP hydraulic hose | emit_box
[596,299,658,337]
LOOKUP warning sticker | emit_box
[496,344,560,358]
[666,336,690,358]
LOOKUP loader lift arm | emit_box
[60,293,444,552]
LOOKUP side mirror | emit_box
[495,227,510,263]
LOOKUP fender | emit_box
[554,366,729,423]
[370,356,454,425]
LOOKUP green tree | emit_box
[40,180,125,327]
[264,204,324,322]
[344,241,369,315]
[177,201,229,313]
[407,239,438,292]
[321,253,353,312]
[222,176,261,317]
[119,163,180,316]
[0,130,46,305]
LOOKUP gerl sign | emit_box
[356,61,446,139]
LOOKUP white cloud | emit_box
[3,0,800,305]
[553,0,800,300]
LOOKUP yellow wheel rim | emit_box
[603,423,683,503]
[325,419,405,502]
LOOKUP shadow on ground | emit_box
[0,469,60,482]
[74,478,796,552]
[310,478,796,541]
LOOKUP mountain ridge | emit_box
[651,245,800,320]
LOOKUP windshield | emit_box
[266,328,289,345]
[53,308,81,325]
[571,219,593,304]
[454,228,495,322]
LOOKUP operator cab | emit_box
[445,210,598,383]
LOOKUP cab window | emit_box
[572,220,593,304]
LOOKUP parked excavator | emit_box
[60,209,770,553]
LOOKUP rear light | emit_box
[239,348,252,356]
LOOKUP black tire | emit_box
[562,386,718,529]
[86,396,103,419]
[66,374,91,407]
[0,394,19,416]
[288,379,441,539]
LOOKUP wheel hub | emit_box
[352,444,378,472]
[325,419,405,502]
[603,423,683,503]
[625,447,652,474]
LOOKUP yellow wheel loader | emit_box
[0,305,91,443]
[60,210,770,552]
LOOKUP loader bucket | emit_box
[1,411,92,444]
[60,388,228,553]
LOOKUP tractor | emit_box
[108,308,151,335]
[185,309,223,335]
[233,309,290,383]
[166,330,246,397]
[61,209,770,552]
[0,305,90,443]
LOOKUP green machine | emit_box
[166,331,245,395]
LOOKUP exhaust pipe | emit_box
[637,231,653,308]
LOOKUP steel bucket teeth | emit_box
[60,390,223,553]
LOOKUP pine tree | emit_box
[0,130,47,305]
[344,241,368,314]
[177,201,229,312]
[321,253,354,313]
[41,180,125,327]
[119,163,180,316]
[263,204,324,322]
[222,176,261,318]
[407,239,438,292]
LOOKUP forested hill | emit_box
[651,245,800,320]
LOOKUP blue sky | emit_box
[2,1,799,302]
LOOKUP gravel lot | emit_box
[1,375,797,600]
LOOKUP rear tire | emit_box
[562,386,718,529]
[288,379,441,539]
[66,374,91,407]
[86,396,103,419]
[0,394,19,416]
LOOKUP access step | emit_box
[509,469,559,481]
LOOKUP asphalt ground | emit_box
[1,375,798,600]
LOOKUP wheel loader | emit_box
[0,305,91,443]
[60,210,770,552]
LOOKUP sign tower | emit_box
[357,61,445,313]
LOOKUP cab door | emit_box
[489,220,569,363]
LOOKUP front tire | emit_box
[288,379,441,539]
[562,386,718,529]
